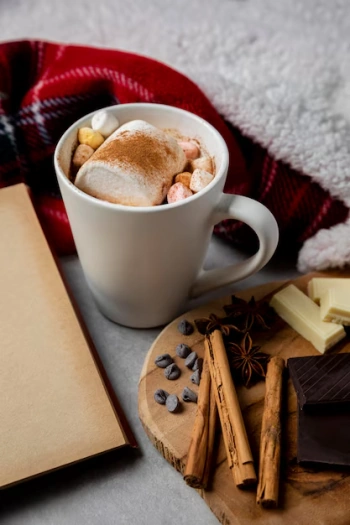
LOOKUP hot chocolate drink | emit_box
[71,110,215,206]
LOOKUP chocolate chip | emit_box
[177,319,194,335]
[182,387,198,403]
[176,343,191,358]
[185,351,198,369]
[193,357,203,372]
[164,363,181,380]
[154,389,169,405]
[155,353,173,368]
[190,369,201,386]
[166,394,180,413]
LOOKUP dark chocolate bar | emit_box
[297,405,350,466]
[288,354,350,408]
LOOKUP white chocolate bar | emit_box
[320,287,350,325]
[307,277,348,304]
[270,284,346,354]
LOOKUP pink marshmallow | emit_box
[177,141,200,160]
[167,182,193,203]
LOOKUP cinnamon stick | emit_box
[256,356,284,508]
[184,345,217,489]
[206,330,257,488]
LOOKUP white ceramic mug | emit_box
[54,103,279,328]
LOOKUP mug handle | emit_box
[189,193,279,298]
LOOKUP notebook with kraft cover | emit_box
[0,183,136,489]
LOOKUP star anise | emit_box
[227,332,270,387]
[194,313,242,337]
[223,295,271,332]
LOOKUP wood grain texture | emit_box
[138,273,350,525]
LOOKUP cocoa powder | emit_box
[91,129,177,179]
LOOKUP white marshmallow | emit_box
[167,182,193,203]
[91,110,120,138]
[190,156,214,174]
[190,169,214,193]
[75,120,187,206]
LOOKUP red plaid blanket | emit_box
[0,40,347,255]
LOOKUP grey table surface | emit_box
[0,236,300,525]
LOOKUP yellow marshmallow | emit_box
[174,171,192,187]
[78,127,105,149]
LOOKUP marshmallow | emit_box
[177,141,200,160]
[190,169,214,193]
[91,110,120,138]
[167,182,193,203]
[190,156,214,174]
[75,120,187,206]
[78,127,105,149]
[174,171,192,187]
[72,144,95,169]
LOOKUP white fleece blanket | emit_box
[1,0,350,272]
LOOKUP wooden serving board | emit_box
[138,272,350,525]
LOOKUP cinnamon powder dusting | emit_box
[91,130,178,179]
